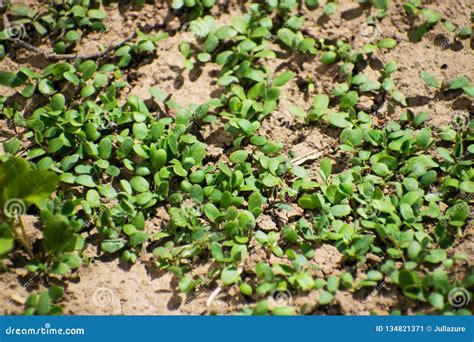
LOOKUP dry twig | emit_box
[13,31,137,61]
[290,149,326,166]
[2,12,138,61]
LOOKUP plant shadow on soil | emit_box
[0,0,473,315]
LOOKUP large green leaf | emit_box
[0,224,14,258]
[0,158,58,207]
[42,214,76,254]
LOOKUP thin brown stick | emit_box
[3,10,138,61]
[290,148,325,165]
[13,31,137,61]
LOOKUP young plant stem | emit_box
[11,219,34,259]
[10,219,34,260]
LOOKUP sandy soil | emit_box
[0,0,472,315]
